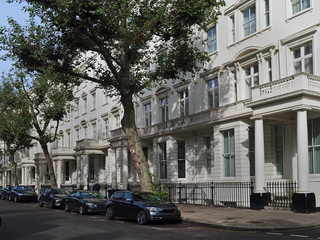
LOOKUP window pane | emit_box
[309,148,314,173]
[224,156,231,176]
[292,0,301,14]
[302,0,310,10]
[293,61,302,73]
[305,42,312,55]
[293,48,301,59]
[313,118,320,145]
[304,57,313,74]
[315,147,320,173]
[178,160,186,178]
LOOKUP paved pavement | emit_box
[177,204,320,231]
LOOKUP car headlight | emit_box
[85,202,97,207]
[146,207,162,212]
[18,193,24,196]
[54,197,62,202]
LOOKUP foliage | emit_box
[149,174,169,201]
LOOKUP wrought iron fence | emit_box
[266,181,297,208]
[163,181,253,208]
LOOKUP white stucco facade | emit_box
[1,0,320,208]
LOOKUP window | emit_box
[92,91,96,110]
[160,97,169,122]
[158,142,167,179]
[245,64,259,98]
[104,88,108,104]
[89,156,95,181]
[180,90,189,117]
[177,141,186,178]
[223,129,235,177]
[75,101,79,117]
[83,96,87,114]
[144,103,152,127]
[243,6,256,37]
[65,161,70,181]
[105,119,110,138]
[84,126,88,139]
[230,15,235,43]
[274,124,283,176]
[208,78,219,108]
[308,118,320,174]
[267,59,272,82]
[292,0,310,15]
[92,123,97,139]
[249,127,255,176]
[205,137,212,177]
[67,132,71,148]
[115,115,121,128]
[293,42,313,74]
[207,26,217,53]
[76,129,79,141]
[264,0,270,27]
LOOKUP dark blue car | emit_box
[105,191,181,225]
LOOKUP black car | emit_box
[65,190,106,215]
[39,188,70,209]
[1,186,11,200]
[105,191,182,225]
[0,187,3,199]
[9,186,38,203]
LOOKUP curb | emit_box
[181,217,320,232]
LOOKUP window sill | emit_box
[286,8,313,23]
[227,26,272,49]
[208,50,218,57]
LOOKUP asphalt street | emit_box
[1,200,320,240]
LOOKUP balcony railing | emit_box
[252,73,320,102]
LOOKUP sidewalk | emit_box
[177,204,320,231]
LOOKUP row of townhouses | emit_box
[1,0,320,212]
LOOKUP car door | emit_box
[121,192,136,218]
[111,192,124,217]
[67,192,78,210]
[42,189,50,204]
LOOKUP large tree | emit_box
[1,0,225,191]
[0,77,34,186]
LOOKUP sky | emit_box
[0,1,29,75]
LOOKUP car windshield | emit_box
[52,189,70,195]
[134,192,162,202]
[80,192,104,199]
[17,186,32,191]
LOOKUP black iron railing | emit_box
[266,181,297,208]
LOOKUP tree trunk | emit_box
[121,94,152,192]
[40,142,58,188]
[11,160,18,186]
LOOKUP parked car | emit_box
[0,187,3,199]
[39,188,70,209]
[9,186,38,203]
[105,191,182,225]
[1,186,11,200]
[64,190,106,215]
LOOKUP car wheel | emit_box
[79,205,86,215]
[136,210,148,225]
[106,206,115,220]
[65,203,71,212]
[1,195,3,200]
[49,200,54,209]
[14,196,18,203]
[39,199,44,207]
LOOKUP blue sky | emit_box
[0,1,29,75]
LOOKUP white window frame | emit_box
[179,89,189,117]
[144,102,152,127]
[222,129,235,177]
[160,97,169,123]
[91,91,96,110]
[208,77,219,108]
[243,5,256,37]
[308,118,320,174]
[292,41,313,74]
[291,0,311,15]
[207,26,217,54]
[244,64,259,99]
[158,142,167,179]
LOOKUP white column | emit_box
[26,167,30,185]
[57,160,62,188]
[110,148,117,188]
[297,110,310,192]
[76,156,81,189]
[254,118,266,193]
[122,147,128,190]
[21,167,25,185]
[83,155,89,190]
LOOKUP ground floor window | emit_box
[249,127,255,176]
[223,129,235,177]
[177,141,186,178]
[89,156,95,181]
[158,142,167,179]
[204,137,212,177]
[308,118,320,174]
[65,161,70,181]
